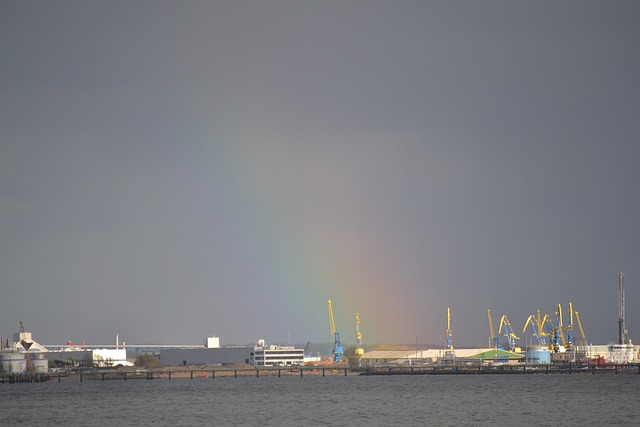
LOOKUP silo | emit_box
[0,351,27,374]
[32,352,48,373]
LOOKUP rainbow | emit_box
[177,135,418,345]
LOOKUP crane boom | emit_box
[523,314,542,345]
[327,300,343,363]
[328,299,336,336]
[574,310,590,346]
[488,309,501,349]
[498,315,520,352]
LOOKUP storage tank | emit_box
[525,346,551,364]
[32,352,48,373]
[0,351,27,374]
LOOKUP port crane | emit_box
[487,309,502,349]
[574,310,591,347]
[564,302,574,352]
[327,300,343,363]
[522,310,546,346]
[19,321,34,376]
[540,312,553,345]
[498,315,520,352]
[355,312,364,356]
[548,304,567,353]
[446,307,453,350]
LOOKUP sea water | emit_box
[1,374,639,426]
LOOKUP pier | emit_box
[3,363,640,383]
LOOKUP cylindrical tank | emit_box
[32,352,49,373]
[0,351,27,374]
[525,346,551,364]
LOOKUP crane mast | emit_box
[446,307,453,350]
[549,304,566,352]
[355,312,364,356]
[327,300,343,363]
[618,272,627,344]
[565,302,574,351]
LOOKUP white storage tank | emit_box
[0,351,27,374]
[32,352,48,373]
[525,346,551,364]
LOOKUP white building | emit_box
[250,339,305,367]
[204,336,220,348]
[92,348,133,367]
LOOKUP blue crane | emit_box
[327,300,343,363]
[488,309,503,349]
[498,315,520,352]
[522,311,545,346]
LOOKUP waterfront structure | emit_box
[250,339,305,367]
[525,346,551,364]
[360,348,524,367]
[160,346,252,366]
[0,328,49,374]
[0,350,48,374]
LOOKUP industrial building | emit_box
[46,347,132,368]
[0,326,48,374]
[249,339,305,367]
[159,335,252,366]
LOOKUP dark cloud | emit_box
[1,1,639,347]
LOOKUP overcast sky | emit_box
[1,1,639,350]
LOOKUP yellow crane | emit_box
[488,309,500,349]
[327,300,343,363]
[446,307,453,350]
[523,310,552,347]
[574,310,590,346]
[498,315,520,352]
[564,302,575,351]
[355,312,364,356]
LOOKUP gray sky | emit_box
[1,1,639,349]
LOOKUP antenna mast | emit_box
[618,272,626,344]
